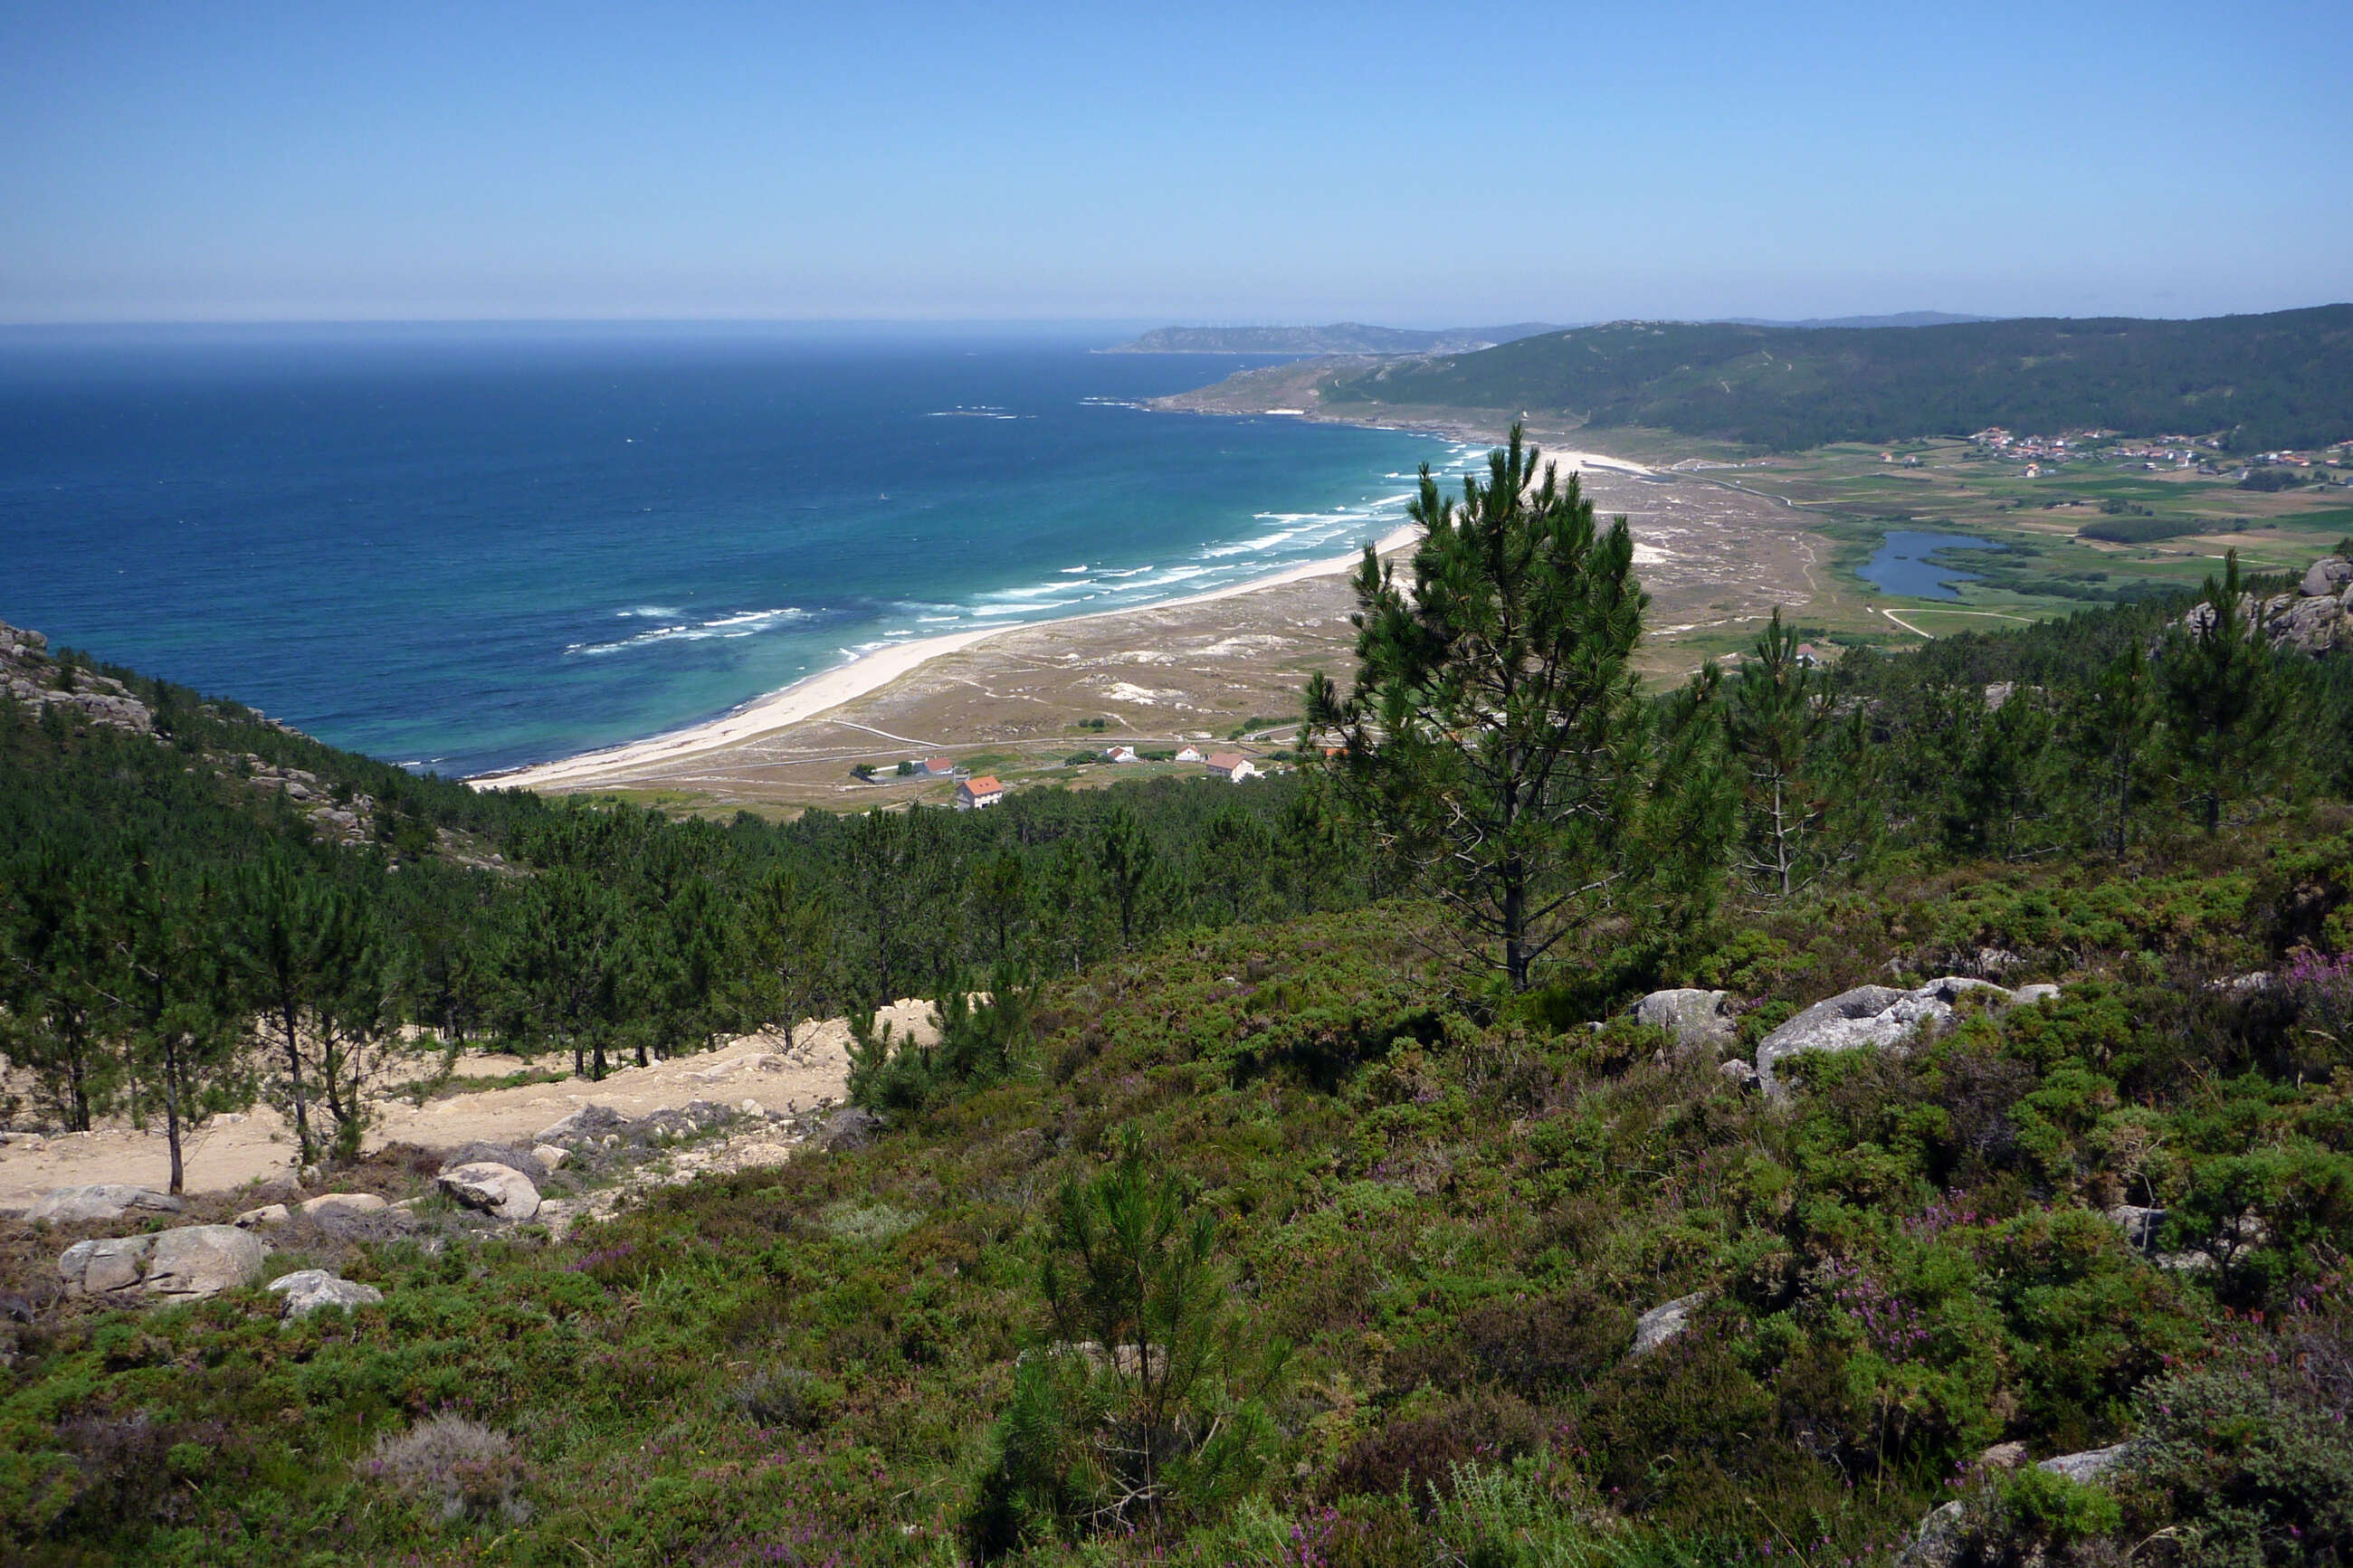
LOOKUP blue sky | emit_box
[1,1,2344,325]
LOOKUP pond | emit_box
[1858,531,2005,600]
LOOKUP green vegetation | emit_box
[5,492,2353,1562]
[0,651,1369,1160]
[1319,307,2353,452]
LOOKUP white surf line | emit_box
[472,522,1433,794]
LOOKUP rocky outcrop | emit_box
[60,1224,268,1300]
[1752,976,2063,1098]
[0,632,156,736]
[1630,1292,1706,1358]
[436,1162,540,1221]
[1755,977,2047,1098]
[267,1269,384,1320]
[25,1183,185,1224]
[2177,553,2353,656]
[1627,988,1738,1055]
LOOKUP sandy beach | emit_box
[475,443,1662,797]
[472,420,1819,812]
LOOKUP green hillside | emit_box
[5,511,2353,1563]
[1108,322,1562,355]
[1317,306,2353,452]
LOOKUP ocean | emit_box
[0,325,1475,776]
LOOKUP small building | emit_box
[956,775,1004,811]
[1105,745,1140,764]
[1794,642,1831,669]
[1206,751,1259,783]
[923,756,957,777]
[1175,745,1205,764]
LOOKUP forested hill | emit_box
[1106,322,1561,354]
[1314,304,2353,451]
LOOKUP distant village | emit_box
[1963,427,2351,482]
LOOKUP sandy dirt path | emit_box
[0,1004,929,1211]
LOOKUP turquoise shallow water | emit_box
[0,326,1476,775]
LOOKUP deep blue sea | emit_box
[0,325,1475,775]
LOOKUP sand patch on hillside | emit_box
[0,1002,935,1210]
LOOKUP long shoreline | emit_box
[473,436,1653,794]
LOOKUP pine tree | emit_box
[116,855,245,1194]
[1095,805,1158,952]
[2163,550,2289,834]
[228,852,361,1163]
[742,868,834,1052]
[2070,640,2162,857]
[1720,611,1844,898]
[1309,426,1652,992]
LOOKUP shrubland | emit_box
[2,442,2351,1563]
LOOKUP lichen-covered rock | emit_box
[1756,977,2042,1098]
[1627,988,1737,1054]
[1899,1499,1967,1568]
[1630,1292,1706,1358]
[2037,1442,2136,1484]
[300,1193,388,1219]
[144,1225,269,1297]
[234,1202,292,1229]
[436,1162,540,1221]
[25,1183,184,1225]
[2301,555,2351,598]
[62,1224,267,1299]
[820,1107,882,1152]
[267,1269,384,1320]
[59,1236,155,1296]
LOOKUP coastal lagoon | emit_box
[0,327,1474,774]
[1859,530,2004,600]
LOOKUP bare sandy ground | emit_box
[0,1003,937,1210]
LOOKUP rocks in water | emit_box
[266,1269,384,1320]
[436,1163,541,1221]
[25,1183,185,1225]
[60,1224,268,1300]
[1630,1292,1706,1358]
[1627,988,1737,1055]
[1755,977,2046,1098]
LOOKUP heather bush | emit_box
[357,1412,529,1526]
